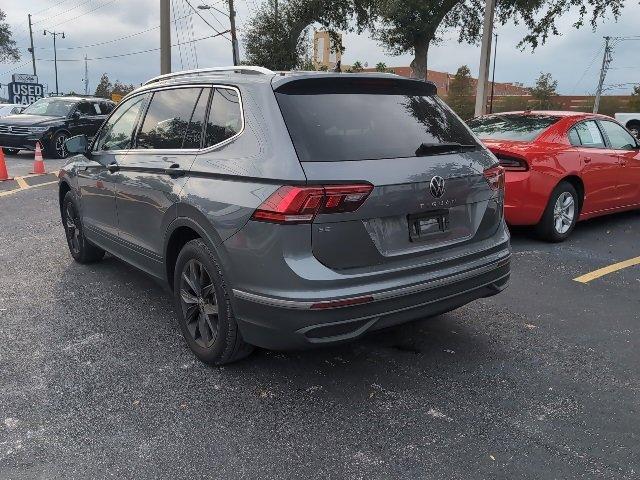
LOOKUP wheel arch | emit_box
[163,207,231,292]
[557,174,585,214]
[58,180,72,215]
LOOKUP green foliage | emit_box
[530,72,558,110]
[0,9,19,63]
[242,0,373,71]
[629,85,640,112]
[493,95,531,113]
[94,73,135,99]
[349,60,364,73]
[375,62,388,72]
[445,65,475,120]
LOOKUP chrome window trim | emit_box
[108,83,245,155]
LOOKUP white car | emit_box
[0,103,24,117]
[615,113,640,138]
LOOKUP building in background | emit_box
[313,31,342,70]
[362,66,530,97]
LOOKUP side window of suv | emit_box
[136,87,209,150]
[572,121,605,148]
[76,102,97,116]
[204,87,242,147]
[93,95,147,151]
[599,121,638,150]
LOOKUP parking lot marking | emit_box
[573,256,640,283]
[0,179,57,198]
[15,177,28,189]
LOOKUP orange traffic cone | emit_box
[0,148,12,181]
[31,142,46,174]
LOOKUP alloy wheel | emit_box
[55,134,68,158]
[179,259,219,348]
[553,192,575,234]
[64,203,81,254]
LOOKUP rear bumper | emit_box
[504,171,547,225]
[233,252,511,350]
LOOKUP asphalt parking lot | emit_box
[1,154,638,479]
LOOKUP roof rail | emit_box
[143,66,274,85]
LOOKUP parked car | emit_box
[0,103,24,118]
[58,67,511,365]
[468,111,640,241]
[614,113,640,138]
[0,96,115,157]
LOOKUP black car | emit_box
[0,96,115,158]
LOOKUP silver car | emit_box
[58,67,511,365]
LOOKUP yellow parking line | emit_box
[0,180,58,197]
[15,177,28,189]
[573,256,640,283]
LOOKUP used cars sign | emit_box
[8,80,44,105]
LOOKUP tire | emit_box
[2,148,19,155]
[535,181,579,242]
[173,239,253,365]
[48,131,69,159]
[61,191,105,263]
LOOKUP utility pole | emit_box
[43,30,65,95]
[593,36,612,114]
[27,14,37,76]
[160,0,171,74]
[489,33,498,114]
[84,54,89,95]
[228,0,239,65]
[474,0,496,117]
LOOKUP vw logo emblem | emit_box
[429,176,446,198]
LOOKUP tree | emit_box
[375,62,388,72]
[0,8,19,62]
[243,0,374,70]
[446,65,475,120]
[94,73,112,99]
[94,73,136,99]
[530,72,558,110]
[629,85,640,112]
[349,60,364,72]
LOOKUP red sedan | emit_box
[468,111,640,241]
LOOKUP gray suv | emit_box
[58,66,511,365]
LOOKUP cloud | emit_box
[1,0,638,96]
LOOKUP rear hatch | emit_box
[273,75,503,271]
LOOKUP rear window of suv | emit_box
[275,78,479,162]
[468,114,561,142]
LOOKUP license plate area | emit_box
[408,210,449,241]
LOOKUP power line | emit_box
[32,0,96,25]
[32,0,74,16]
[45,0,120,29]
[183,0,231,42]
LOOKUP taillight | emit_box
[483,165,505,191]
[496,154,529,171]
[251,184,373,224]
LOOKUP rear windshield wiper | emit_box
[415,142,479,156]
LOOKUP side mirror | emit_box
[65,135,88,155]
[72,111,81,119]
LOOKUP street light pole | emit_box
[28,14,37,76]
[228,0,239,65]
[43,30,65,95]
[489,33,498,114]
[160,0,172,74]
[474,0,496,117]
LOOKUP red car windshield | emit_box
[468,114,561,142]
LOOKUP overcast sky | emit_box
[1,0,638,98]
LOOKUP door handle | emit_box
[106,162,120,173]
[583,157,592,164]
[620,159,628,166]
